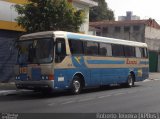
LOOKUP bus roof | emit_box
[55,31,147,48]
[20,31,147,48]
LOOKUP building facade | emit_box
[0,0,97,82]
[90,19,160,72]
[0,0,24,82]
[69,0,97,34]
[118,11,140,21]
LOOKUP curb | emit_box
[0,82,16,90]
[0,90,17,96]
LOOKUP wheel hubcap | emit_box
[73,81,80,92]
[128,77,133,86]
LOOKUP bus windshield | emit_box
[17,38,53,64]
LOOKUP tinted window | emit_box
[124,46,135,57]
[141,48,148,58]
[112,44,125,57]
[99,43,112,56]
[85,41,99,56]
[17,38,53,64]
[135,47,142,58]
[55,38,66,63]
[135,47,148,58]
[144,48,148,58]
[99,43,107,56]
[69,39,84,55]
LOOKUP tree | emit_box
[14,0,85,33]
[90,0,115,22]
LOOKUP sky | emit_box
[106,0,160,23]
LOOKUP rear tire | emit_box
[71,77,82,94]
[126,75,134,87]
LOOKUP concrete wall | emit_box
[145,26,160,51]
[145,26,160,72]
[73,2,89,34]
[0,30,21,82]
[100,24,145,42]
[0,1,18,22]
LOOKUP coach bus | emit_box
[15,31,149,94]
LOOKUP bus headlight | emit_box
[16,76,20,80]
[41,75,54,80]
[41,76,45,80]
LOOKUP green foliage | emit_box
[15,0,85,33]
[90,0,115,22]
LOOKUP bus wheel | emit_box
[126,75,134,87]
[71,77,82,94]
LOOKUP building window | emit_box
[115,27,121,33]
[124,26,130,32]
[133,25,140,31]
[96,32,101,36]
[103,27,108,33]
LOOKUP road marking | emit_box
[78,98,94,102]
[114,92,125,96]
[0,90,18,96]
[48,103,56,106]
[61,101,74,105]
[126,90,138,94]
[98,95,111,99]
[143,79,160,83]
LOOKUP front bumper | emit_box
[15,80,54,90]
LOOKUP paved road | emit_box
[0,79,160,113]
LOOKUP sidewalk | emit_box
[149,72,160,80]
[0,82,16,90]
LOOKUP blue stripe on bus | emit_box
[54,67,149,89]
[87,60,125,64]
[140,61,149,64]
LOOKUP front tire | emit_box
[71,77,82,94]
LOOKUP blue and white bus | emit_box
[15,31,149,94]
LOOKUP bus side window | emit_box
[99,43,112,57]
[69,39,84,55]
[135,47,142,58]
[84,41,99,56]
[141,48,148,58]
[124,46,135,57]
[55,38,66,63]
[112,44,125,57]
[106,44,112,56]
[144,48,148,58]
